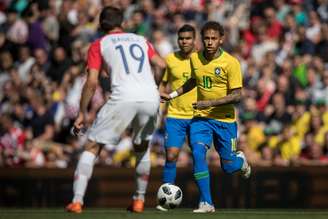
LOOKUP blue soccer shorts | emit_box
[190,117,239,162]
[165,117,192,149]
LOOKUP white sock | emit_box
[72,151,96,204]
[133,146,151,201]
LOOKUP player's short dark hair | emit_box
[201,21,224,37]
[99,6,123,32]
[178,24,196,38]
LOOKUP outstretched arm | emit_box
[150,54,166,85]
[161,78,196,101]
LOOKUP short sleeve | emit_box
[162,68,168,82]
[146,41,156,59]
[87,39,102,71]
[228,58,243,89]
[162,56,170,82]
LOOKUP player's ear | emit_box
[219,35,224,44]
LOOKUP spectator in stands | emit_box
[40,2,59,45]
[264,7,283,40]
[240,112,266,152]
[47,47,72,83]
[299,141,328,165]
[295,26,316,55]
[152,29,173,57]
[5,8,28,45]
[272,124,302,166]
[21,140,45,168]
[307,113,328,147]
[274,0,291,23]
[0,114,27,167]
[0,51,13,86]
[315,23,328,62]
[265,93,292,134]
[125,10,150,37]
[258,144,275,167]
[25,3,48,51]
[292,98,311,138]
[28,97,55,141]
[16,46,35,82]
[33,48,50,73]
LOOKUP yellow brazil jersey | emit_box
[247,126,266,151]
[190,50,243,122]
[163,52,197,119]
[292,111,310,138]
[279,135,302,161]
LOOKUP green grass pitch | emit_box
[1,209,328,219]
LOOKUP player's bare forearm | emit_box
[161,78,196,102]
[193,88,242,109]
[151,54,166,85]
[159,81,168,93]
[79,81,97,114]
[155,67,165,86]
[210,88,242,106]
[79,69,99,114]
[180,78,196,95]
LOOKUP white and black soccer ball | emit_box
[157,183,183,209]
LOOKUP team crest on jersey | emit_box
[214,67,221,76]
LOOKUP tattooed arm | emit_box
[192,88,242,109]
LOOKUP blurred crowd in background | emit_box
[0,0,327,168]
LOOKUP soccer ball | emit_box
[157,183,183,209]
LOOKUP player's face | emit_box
[178,31,195,55]
[202,29,223,55]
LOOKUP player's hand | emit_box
[72,112,86,136]
[160,93,171,103]
[192,101,211,109]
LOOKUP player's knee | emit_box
[166,149,179,162]
[166,153,178,162]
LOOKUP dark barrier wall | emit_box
[0,166,327,208]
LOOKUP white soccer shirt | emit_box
[87,32,159,102]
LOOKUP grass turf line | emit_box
[1,209,328,219]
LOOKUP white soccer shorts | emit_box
[87,100,159,146]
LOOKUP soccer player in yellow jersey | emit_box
[161,24,196,181]
[157,24,196,211]
[161,21,251,213]
[157,25,196,211]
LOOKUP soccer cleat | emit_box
[156,204,169,212]
[127,199,144,213]
[193,202,215,213]
[65,202,82,213]
[236,151,251,179]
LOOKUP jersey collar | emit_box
[202,48,224,62]
[108,31,125,35]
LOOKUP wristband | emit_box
[169,91,179,99]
